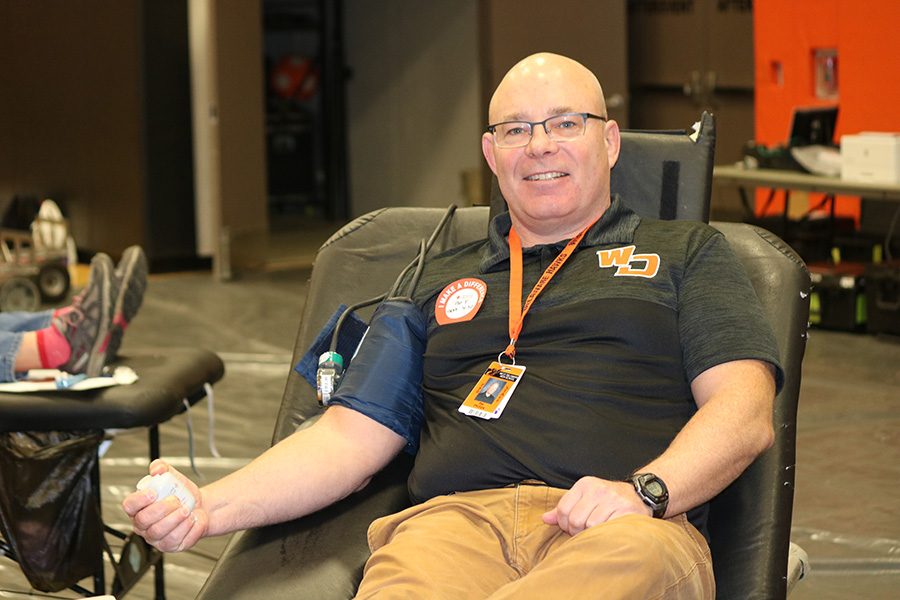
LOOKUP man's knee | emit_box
[579,515,675,561]
[571,515,714,596]
[360,494,519,598]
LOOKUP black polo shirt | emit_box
[407,197,782,536]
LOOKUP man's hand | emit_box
[542,476,651,536]
[122,460,206,552]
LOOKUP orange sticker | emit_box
[435,278,487,325]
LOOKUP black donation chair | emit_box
[197,112,810,599]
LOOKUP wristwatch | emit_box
[629,473,669,518]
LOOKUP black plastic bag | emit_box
[0,430,104,592]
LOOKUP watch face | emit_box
[633,473,668,518]
[645,479,664,498]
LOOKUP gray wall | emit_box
[345,1,483,217]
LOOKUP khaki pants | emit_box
[356,483,714,599]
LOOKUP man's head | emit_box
[481,53,621,246]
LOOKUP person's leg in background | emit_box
[0,253,117,379]
[0,312,53,381]
[0,246,147,382]
[0,311,54,332]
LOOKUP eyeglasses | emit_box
[485,112,608,148]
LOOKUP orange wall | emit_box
[754,0,900,220]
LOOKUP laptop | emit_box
[788,106,839,147]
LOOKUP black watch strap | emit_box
[629,472,669,518]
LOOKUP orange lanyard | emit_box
[503,221,596,360]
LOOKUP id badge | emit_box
[458,361,526,420]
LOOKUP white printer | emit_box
[840,132,900,184]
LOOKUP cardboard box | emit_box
[841,132,900,185]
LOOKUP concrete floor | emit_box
[790,329,900,600]
[0,222,899,599]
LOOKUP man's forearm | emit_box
[639,359,776,517]
[201,406,405,537]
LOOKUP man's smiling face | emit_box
[482,54,620,246]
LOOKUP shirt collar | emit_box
[480,194,641,272]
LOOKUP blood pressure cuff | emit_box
[327,300,427,455]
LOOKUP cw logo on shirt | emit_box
[596,245,660,278]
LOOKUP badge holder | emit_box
[458,355,526,420]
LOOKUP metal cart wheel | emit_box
[0,277,41,312]
[38,264,71,302]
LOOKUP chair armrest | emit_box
[196,454,413,600]
[706,222,810,600]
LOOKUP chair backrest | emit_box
[224,113,809,600]
[273,207,490,442]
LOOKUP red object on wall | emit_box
[754,0,900,221]
[270,56,320,102]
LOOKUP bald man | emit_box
[124,53,781,599]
